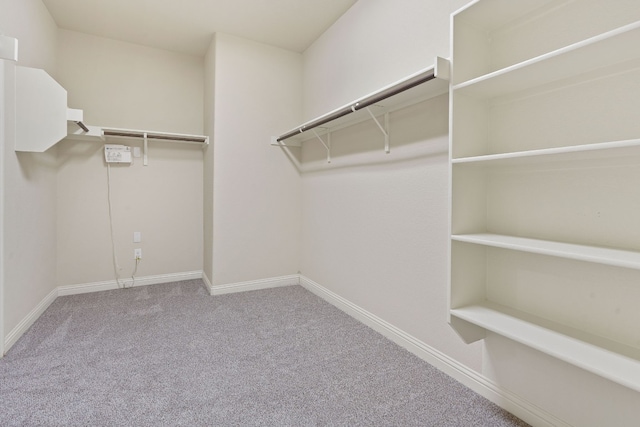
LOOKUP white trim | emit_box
[298,275,569,427]
[0,61,7,357]
[4,287,57,354]
[201,272,214,295]
[209,275,299,296]
[57,271,203,296]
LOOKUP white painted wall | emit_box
[0,0,59,342]
[303,0,470,119]
[55,30,204,286]
[301,0,640,425]
[300,0,481,371]
[208,33,302,286]
[203,38,215,285]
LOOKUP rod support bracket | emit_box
[143,133,148,166]
[312,129,331,163]
[365,107,390,154]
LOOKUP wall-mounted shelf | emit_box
[452,138,640,168]
[450,301,640,393]
[452,233,640,270]
[272,56,450,156]
[100,128,209,145]
[65,126,209,166]
[14,66,68,152]
[449,0,640,394]
[453,20,640,100]
[4,36,207,154]
[65,125,208,145]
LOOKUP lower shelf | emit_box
[451,301,640,392]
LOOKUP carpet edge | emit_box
[4,271,205,355]
[298,274,570,427]
[57,271,204,296]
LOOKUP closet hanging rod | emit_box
[276,67,437,143]
[357,72,435,111]
[102,129,208,145]
[74,121,89,132]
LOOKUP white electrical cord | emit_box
[130,256,140,287]
[107,162,139,289]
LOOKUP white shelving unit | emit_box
[4,36,207,154]
[66,126,209,166]
[449,0,640,393]
[272,57,450,158]
[14,66,68,152]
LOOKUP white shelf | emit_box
[15,66,68,152]
[452,138,640,167]
[453,20,640,99]
[102,128,208,145]
[453,0,556,33]
[64,125,208,145]
[451,233,640,271]
[450,302,640,393]
[274,57,450,145]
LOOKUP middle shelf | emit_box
[451,233,640,270]
[452,138,640,167]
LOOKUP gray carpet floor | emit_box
[0,280,529,426]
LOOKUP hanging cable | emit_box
[130,256,140,288]
[106,162,140,289]
[107,163,125,288]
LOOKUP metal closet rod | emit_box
[277,68,437,142]
[103,130,208,144]
[74,121,89,132]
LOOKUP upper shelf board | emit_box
[102,128,209,145]
[14,66,68,153]
[273,57,450,145]
[453,20,640,99]
[453,0,557,33]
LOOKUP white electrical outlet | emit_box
[133,231,141,243]
[134,248,142,260]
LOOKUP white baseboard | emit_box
[201,272,214,295]
[4,287,58,353]
[209,275,299,295]
[298,275,568,427]
[57,271,203,296]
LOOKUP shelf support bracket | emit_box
[143,132,148,166]
[365,107,390,154]
[312,129,331,163]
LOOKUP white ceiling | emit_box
[41,0,358,56]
